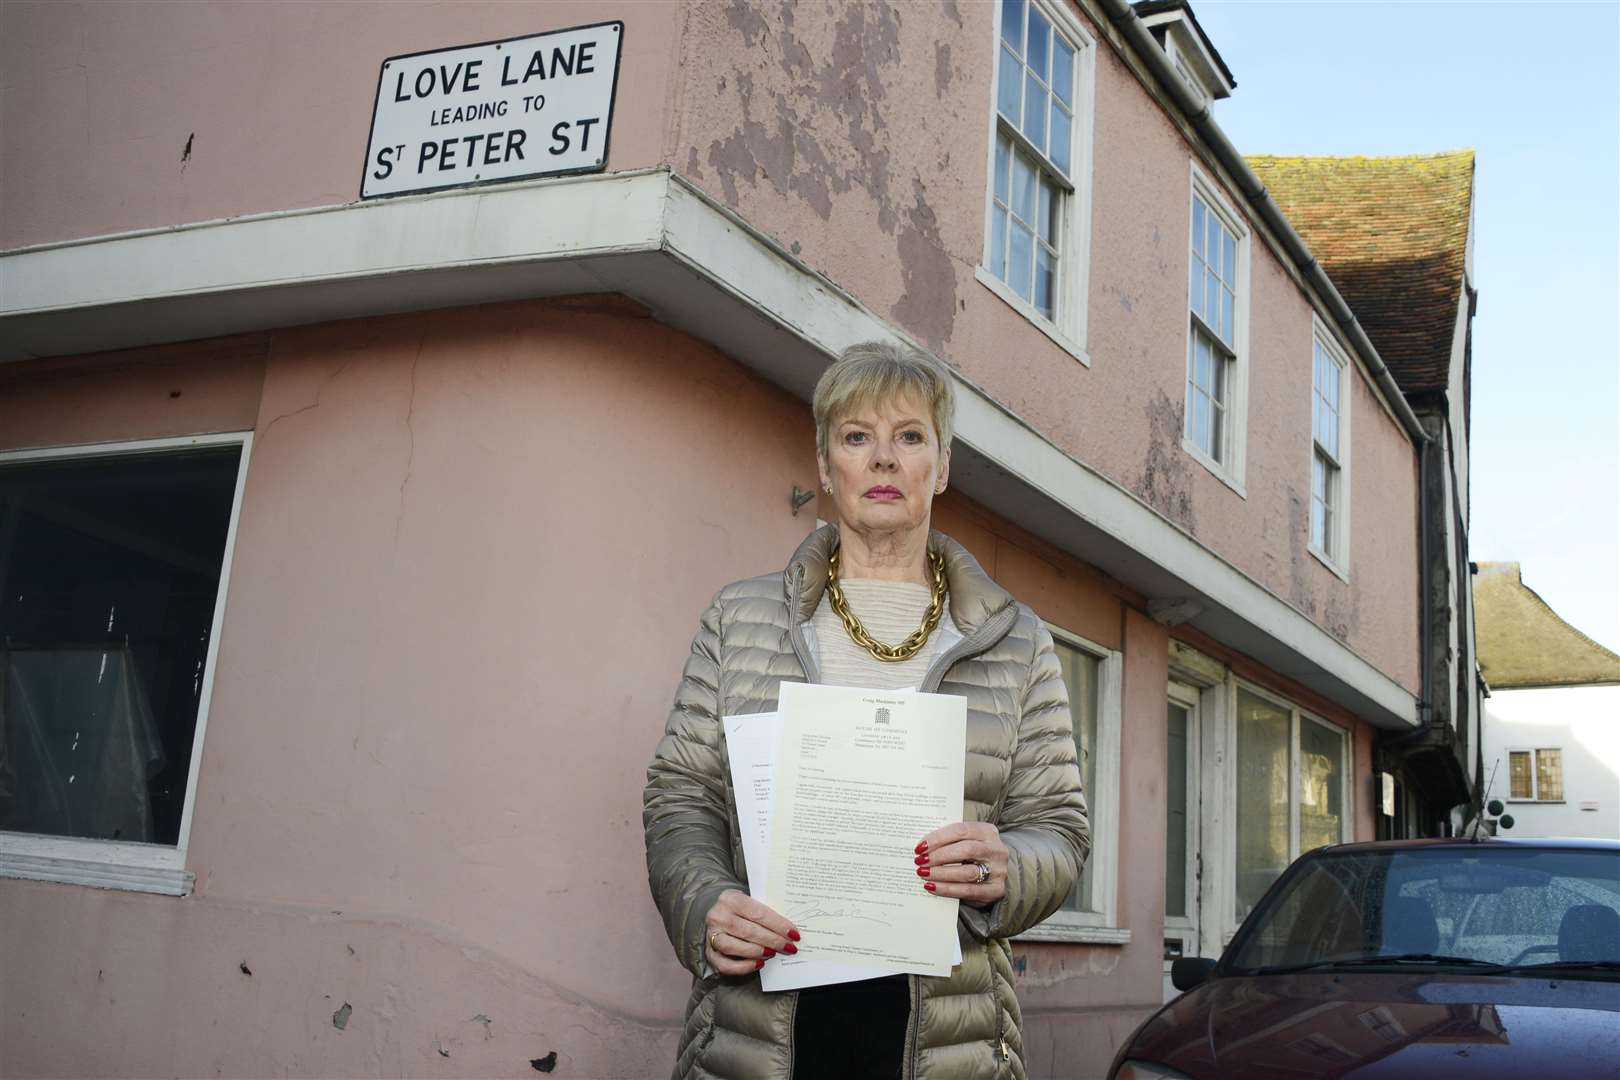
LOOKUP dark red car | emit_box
[1108,838,1620,1079]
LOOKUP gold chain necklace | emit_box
[826,548,949,663]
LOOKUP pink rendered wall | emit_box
[1,0,1421,696]
[0,299,822,1077]
[0,1,678,248]
[667,0,1420,695]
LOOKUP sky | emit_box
[1189,0,1620,654]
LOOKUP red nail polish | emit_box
[755,959,765,970]
[924,882,937,892]
[915,841,928,854]
[763,948,776,958]
[917,867,930,878]
[783,943,798,955]
[788,929,801,942]
[914,854,929,865]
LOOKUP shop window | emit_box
[1234,684,1349,919]
[1018,625,1126,944]
[0,435,249,895]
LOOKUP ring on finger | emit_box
[709,929,723,952]
[974,861,991,885]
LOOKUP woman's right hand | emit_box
[704,890,800,974]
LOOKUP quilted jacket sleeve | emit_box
[963,616,1092,941]
[643,594,748,979]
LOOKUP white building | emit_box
[1476,562,1620,839]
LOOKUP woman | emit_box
[644,342,1090,1080]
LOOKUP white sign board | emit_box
[361,21,622,199]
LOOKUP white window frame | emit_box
[1506,747,1565,803]
[1222,678,1353,941]
[1308,316,1353,580]
[1017,623,1126,943]
[976,0,1097,367]
[1183,164,1251,497]
[0,431,253,896]
[1163,680,1202,989]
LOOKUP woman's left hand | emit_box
[915,822,1008,907]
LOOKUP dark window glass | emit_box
[0,447,241,845]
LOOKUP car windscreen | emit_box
[1225,847,1620,975]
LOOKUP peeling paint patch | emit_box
[470,1013,494,1039]
[934,43,953,97]
[332,1002,352,1030]
[891,178,958,348]
[180,132,194,170]
[1138,390,1196,531]
[723,0,769,45]
[238,961,252,977]
[685,146,703,178]
[433,1037,451,1058]
[531,1052,558,1073]
[942,0,963,26]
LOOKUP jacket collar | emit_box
[783,523,1016,636]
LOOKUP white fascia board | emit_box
[3,170,668,315]
[0,170,1418,729]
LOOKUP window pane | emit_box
[1207,214,1221,279]
[1323,403,1338,458]
[1236,688,1292,916]
[1038,179,1056,244]
[1312,493,1327,551]
[1222,230,1237,287]
[1166,703,1190,919]
[1012,149,1037,223]
[1053,36,1075,106]
[1211,343,1227,406]
[1192,197,1206,260]
[994,134,1011,206]
[997,46,1023,123]
[1028,8,1050,80]
[1210,390,1225,461]
[1205,270,1220,333]
[1536,749,1563,801]
[1299,720,1345,851]
[990,206,1008,280]
[1509,751,1532,798]
[1035,247,1055,319]
[1049,103,1072,177]
[1221,287,1235,348]
[1054,639,1100,912]
[1190,251,1204,320]
[1009,221,1034,300]
[1024,71,1047,149]
[0,447,241,845]
[1194,333,1214,393]
[1001,0,1025,52]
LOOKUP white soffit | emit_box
[0,169,1418,729]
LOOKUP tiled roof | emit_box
[1245,152,1474,395]
[1473,562,1620,689]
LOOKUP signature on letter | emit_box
[791,905,893,928]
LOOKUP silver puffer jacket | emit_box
[644,525,1090,1080]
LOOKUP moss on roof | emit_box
[1473,562,1620,689]
[1245,151,1475,395]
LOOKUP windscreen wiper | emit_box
[1495,960,1620,975]
[1252,953,1505,975]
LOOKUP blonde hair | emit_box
[812,342,955,461]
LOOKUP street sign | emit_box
[361,21,623,199]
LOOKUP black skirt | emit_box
[791,975,911,1079]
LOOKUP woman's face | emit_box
[818,391,949,541]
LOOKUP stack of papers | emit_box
[723,682,967,991]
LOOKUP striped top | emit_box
[810,577,959,690]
